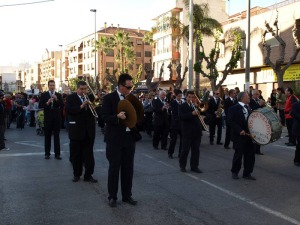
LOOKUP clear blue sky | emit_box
[0,0,281,66]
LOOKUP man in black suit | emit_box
[39,80,63,159]
[290,101,300,167]
[178,90,202,173]
[228,92,256,180]
[249,89,265,155]
[65,81,97,183]
[168,89,183,159]
[152,90,169,150]
[206,91,223,145]
[224,89,237,149]
[101,73,138,208]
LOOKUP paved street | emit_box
[0,124,300,225]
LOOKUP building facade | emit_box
[219,0,300,99]
[66,26,152,90]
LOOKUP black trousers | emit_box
[231,139,255,176]
[286,118,296,144]
[44,121,60,156]
[295,136,300,163]
[254,143,261,154]
[209,117,222,143]
[179,136,201,169]
[70,135,95,178]
[224,120,231,147]
[144,112,153,135]
[168,128,182,156]
[278,109,285,126]
[153,124,169,148]
[106,133,135,200]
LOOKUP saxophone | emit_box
[216,98,224,118]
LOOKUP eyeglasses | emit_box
[121,84,133,90]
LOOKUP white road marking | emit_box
[157,161,176,169]
[15,141,44,148]
[273,144,295,150]
[198,178,300,225]
[143,154,154,159]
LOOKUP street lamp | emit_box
[90,9,97,92]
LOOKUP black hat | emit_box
[0,91,4,97]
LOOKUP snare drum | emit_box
[247,107,282,145]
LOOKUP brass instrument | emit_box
[191,103,209,132]
[216,97,224,118]
[194,94,208,112]
[83,93,99,118]
[85,82,100,108]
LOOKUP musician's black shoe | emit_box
[232,173,239,179]
[55,156,62,160]
[72,176,80,182]
[84,176,98,183]
[109,199,117,208]
[210,142,214,145]
[243,175,256,180]
[286,143,296,146]
[153,146,159,150]
[168,154,173,159]
[45,155,50,159]
[216,142,223,145]
[122,197,137,205]
[224,146,231,150]
[180,167,186,172]
[161,147,167,150]
[294,162,300,167]
[191,168,202,173]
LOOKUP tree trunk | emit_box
[276,70,284,88]
[194,35,200,94]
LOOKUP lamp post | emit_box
[188,0,193,90]
[90,9,97,92]
[59,44,63,92]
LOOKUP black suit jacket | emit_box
[39,91,63,125]
[152,97,169,126]
[224,97,236,116]
[101,91,133,144]
[178,102,202,138]
[228,103,251,143]
[66,93,96,141]
[170,99,181,129]
[249,98,262,111]
[206,97,221,117]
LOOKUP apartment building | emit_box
[39,49,69,92]
[219,0,300,99]
[66,26,152,89]
[152,0,227,88]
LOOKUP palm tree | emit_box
[95,36,110,89]
[182,1,222,93]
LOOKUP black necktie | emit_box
[81,96,85,102]
[178,101,182,105]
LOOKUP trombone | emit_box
[191,103,209,132]
[83,93,99,118]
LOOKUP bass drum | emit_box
[247,107,282,145]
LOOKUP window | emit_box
[136,52,141,57]
[145,51,152,57]
[106,49,114,57]
[106,62,114,68]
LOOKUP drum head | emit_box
[248,108,282,145]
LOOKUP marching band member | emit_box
[249,89,265,155]
[228,92,256,180]
[39,80,63,160]
[178,90,202,173]
[101,73,138,208]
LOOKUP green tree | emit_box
[95,36,110,89]
[182,1,222,93]
[194,28,242,91]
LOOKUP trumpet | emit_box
[191,103,209,132]
[83,94,98,118]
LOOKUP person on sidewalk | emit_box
[284,87,298,146]
[290,100,300,167]
[0,91,9,151]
